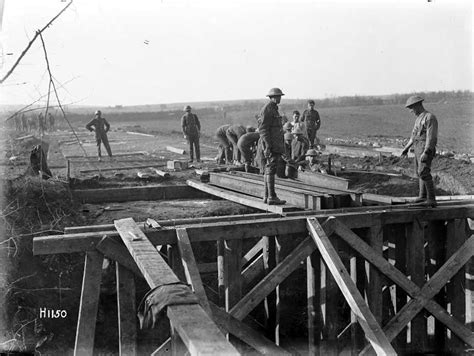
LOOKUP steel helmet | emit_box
[266,87,285,97]
[405,95,424,108]
[184,105,192,112]
[246,125,256,132]
[95,110,101,115]
[292,126,304,135]
[283,122,293,131]
[305,149,319,156]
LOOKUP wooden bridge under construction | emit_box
[33,170,474,355]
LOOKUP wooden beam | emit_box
[79,163,165,173]
[116,262,137,356]
[210,303,291,355]
[114,218,238,356]
[65,151,148,159]
[217,240,225,307]
[330,220,474,350]
[307,251,322,355]
[74,251,103,356]
[187,179,300,214]
[241,238,263,266]
[367,220,384,324]
[166,146,186,155]
[176,228,211,314]
[72,184,211,203]
[307,218,396,356]
[241,253,264,288]
[225,239,242,310]
[296,170,349,190]
[229,221,335,321]
[96,236,142,277]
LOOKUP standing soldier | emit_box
[301,100,321,149]
[258,88,286,205]
[401,95,438,207]
[215,124,232,164]
[291,126,310,169]
[181,105,201,163]
[48,113,55,131]
[226,124,246,164]
[38,112,45,136]
[237,126,259,172]
[86,110,113,161]
[21,114,27,131]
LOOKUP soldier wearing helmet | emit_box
[237,130,260,172]
[305,149,327,174]
[401,95,438,207]
[258,87,286,205]
[181,105,201,163]
[86,110,112,161]
[291,125,310,168]
[301,99,321,149]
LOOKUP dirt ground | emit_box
[1,124,473,354]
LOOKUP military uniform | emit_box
[226,124,246,163]
[237,132,260,167]
[181,112,201,162]
[259,100,285,175]
[86,115,112,158]
[291,136,310,164]
[216,124,232,164]
[301,108,321,148]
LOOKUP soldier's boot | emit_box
[267,175,286,205]
[413,178,427,203]
[263,174,268,204]
[424,178,437,208]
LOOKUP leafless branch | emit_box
[0,1,73,84]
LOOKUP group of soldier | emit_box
[12,112,56,134]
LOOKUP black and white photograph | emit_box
[0,0,473,354]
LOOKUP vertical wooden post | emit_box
[262,235,277,341]
[217,240,225,307]
[406,219,427,353]
[367,220,383,324]
[275,236,281,345]
[74,251,103,356]
[225,239,242,310]
[307,251,321,355]
[168,244,185,282]
[170,323,186,356]
[446,218,468,353]
[116,262,137,356]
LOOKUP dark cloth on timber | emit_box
[258,101,285,154]
[291,136,310,163]
[27,145,52,179]
[181,112,201,137]
[86,117,110,138]
[137,282,199,329]
[237,132,260,163]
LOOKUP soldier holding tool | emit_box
[401,95,438,207]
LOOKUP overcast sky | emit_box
[0,0,472,107]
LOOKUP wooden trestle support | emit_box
[34,203,474,355]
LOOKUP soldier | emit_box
[305,149,327,174]
[38,112,45,135]
[258,88,286,205]
[290,110,307,138]
[86,110,113,161]
[215,124,232,164]
[48,113,55,131]
[237,126,259,172]
[301,100,321,149]
[181,105,201,163]
[283,122,293,159]
[21,114,27,131]
[401,95,438,207]
[226,124,246,164]
[291,126,310,169]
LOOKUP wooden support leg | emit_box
[307,251,321,355]
[262,236,277,341]
[406,219,427,353]
[168,244,186,282]
[116,262,137,356]
[392,224,408,351]
[367,221,384,324]
[225,239,242,311]
[446,219,469,353]
[170,323,186,356]
[74,251,103,356]
[217,240,225,307]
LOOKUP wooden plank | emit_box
[176,228,211,314]
[151,338,171,356]
[116,262,137,356]
[187,179,299,214]
[210,303,291,355]
[96,236,142,277]
[79,163,165,173]
[307,218,396,356]
[406,219,427,353]
[367,220,384,324]
[74,251,103,356]
[34,205,474,255]
[65,151,148,159]
[229,221,335,321]
[296,170,349,190]
[332,220,474,350]
[262,236,278,341]
[307,251,322,355]
[114,218,239,356]
[446,219,468,353]
[225,239,242,310]
[217,240,225,307]
[166,146,186,155]
[72,184,210,203]
[242,238,263,266]
[241,253,264,288]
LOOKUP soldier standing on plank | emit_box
[401,95,438,207]
[86,110,113,161]
[181,105,201,163]
[301,99,321,149]
[258,88,286,205]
